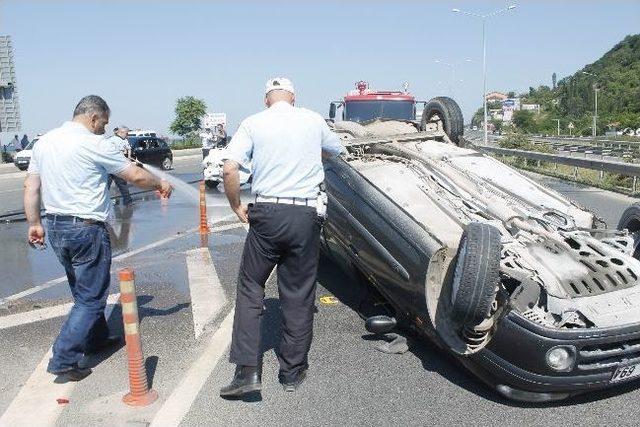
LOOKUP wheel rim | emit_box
[163,158,172,169]
[425,112,445,132]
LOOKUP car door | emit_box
[323,158,356,263]
[131,138,147,164]
[147,138,162,165]
[343,166,430,315]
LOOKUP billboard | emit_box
[501,98,520,122]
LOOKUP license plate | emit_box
[611,363,640,383]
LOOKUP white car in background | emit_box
[202,147,251,189]
[13,137,39,171]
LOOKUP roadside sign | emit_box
[201,112,227,128]
[568,122,575,129]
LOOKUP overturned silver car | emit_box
[321,96,640,402]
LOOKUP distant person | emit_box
[11,134,20,152]
[213,123,227,147]
[201,128,215,159]
[24,95,173,382]
[220,77,344,397]
[20,134,29,149]
[106,126,133,206]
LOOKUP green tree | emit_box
[169,96,207,138]
[512,110,537,133]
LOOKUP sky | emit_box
[1,0,639,140]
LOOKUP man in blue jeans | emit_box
[24,95,173,382]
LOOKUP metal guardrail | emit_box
[474,145,640,177]
[462,137,640,193]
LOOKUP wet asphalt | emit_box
[0,157,639,425]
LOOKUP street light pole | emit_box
[594,85,599,138]
[482,19,488,146]
[582,71,599,138]
[453,5,516,146]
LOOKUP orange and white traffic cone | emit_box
[199,181,210,234]
[199,181,210,247]
[119,268,158,406]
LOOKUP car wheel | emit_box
[617,203,640,259]
[161,156,173,170]
[450,222,501,327]
[205,180,219,189]
[421,96,464,145]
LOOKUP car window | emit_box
[24,138,39,150]
[148,139,159,149]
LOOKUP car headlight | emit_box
[545,346,576,372]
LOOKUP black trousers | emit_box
[229,202,320,381]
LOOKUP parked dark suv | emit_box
[128,136,173,170]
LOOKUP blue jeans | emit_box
[45,216,112,373]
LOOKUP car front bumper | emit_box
[462,311,640,401]
[14,159,29,169]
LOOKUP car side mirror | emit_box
[329,103,337,120]
[365,315,397,334]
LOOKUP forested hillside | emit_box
[478,34,640,135]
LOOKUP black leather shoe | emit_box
[85,336,124,355]
[50,365,92,383]
[219,365,262,398]
[282,369,307,392]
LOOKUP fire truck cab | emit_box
[329,81,424,123]
[329,81,465,145]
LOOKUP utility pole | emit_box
[582,71,599,138]
[593,85,599,138]
[453,5,517,146]
[555,119,560,136]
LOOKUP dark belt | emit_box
[46,214,104,225]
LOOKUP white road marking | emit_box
[149,309,235,427]
[0,294,120,330]
[185,248,227,339]
[0,214,238,306]
[0,299,120,427]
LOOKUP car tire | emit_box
[450,222,501,327]
[161,156,173,170]
[421,97,464,145]
[205,180,219,189]
[617,203,640,259]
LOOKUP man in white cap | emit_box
[220,77,344,397]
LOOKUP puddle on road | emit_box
[0,182,249,303]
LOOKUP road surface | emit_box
[1,156,639,426]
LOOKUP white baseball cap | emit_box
[265,77,295,95]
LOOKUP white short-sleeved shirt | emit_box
[106,134,131,153]
[224,101,344,199]
[28,121,132,221]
